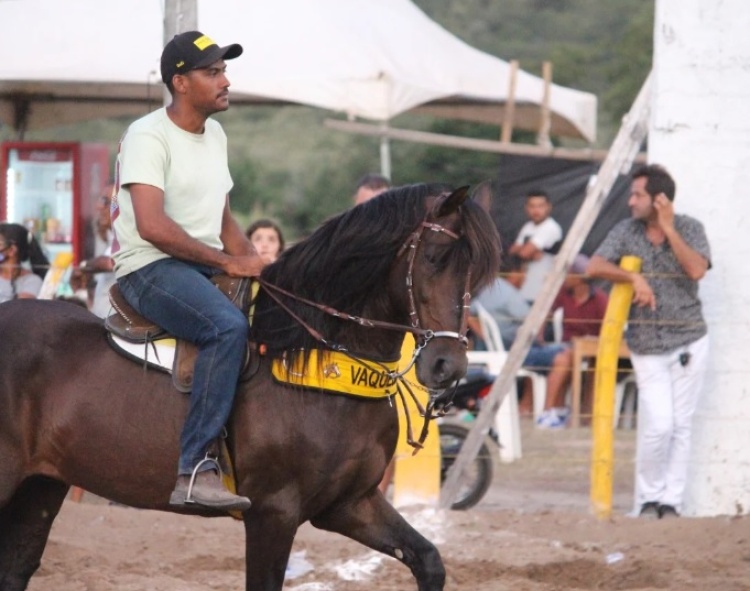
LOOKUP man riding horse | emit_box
[111,31,266,511]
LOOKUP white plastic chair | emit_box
[474,303,548,421]
[466,303,525,461]
[465,349,520,462]
[552,307,564,344]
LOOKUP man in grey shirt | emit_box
[588,164,711,520]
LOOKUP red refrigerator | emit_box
[0,141,111,265]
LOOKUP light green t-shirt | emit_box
[112,108,232,278]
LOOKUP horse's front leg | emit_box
[242,509,298,591]
[311,492,445,591]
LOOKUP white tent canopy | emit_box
[0,0,596,142]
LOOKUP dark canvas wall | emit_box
[491,154,634,257]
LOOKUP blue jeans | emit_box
[523,343,568,375]
[118,259,249,475]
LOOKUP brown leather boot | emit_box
[169,469,252,512]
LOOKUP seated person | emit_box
[467,261,570,428]
[539,254,609,425]
[0,223,49,303]
[245,219,285,263]
[508,190,563,303]
[552,254,608,342]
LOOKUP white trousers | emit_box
[630,334,709,511]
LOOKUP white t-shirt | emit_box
[514,217,563,301]
[111,108,233,278]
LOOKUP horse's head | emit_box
[388,183,501,391]
[253,182,501,394]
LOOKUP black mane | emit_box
[251,183,500,359]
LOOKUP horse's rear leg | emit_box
[0,476,70,591]
[311,493,445,591]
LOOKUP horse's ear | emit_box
[435,185,470,217]
[470,180,493,214]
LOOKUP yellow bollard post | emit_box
[392,334,441,507]
[590,255,641,519]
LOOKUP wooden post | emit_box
[324,119,647,164]
[162,0,198,106]
[500,60,519,143]
[537,61,553,148]
[439,71,653,509]
[590,256,641,519]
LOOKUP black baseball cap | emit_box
[160,31,243,84]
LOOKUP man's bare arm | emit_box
[587,255,656,310]
[220,198,254,256]
[129,184,264,277]
[509,241,542,261]
[653,193,708,280]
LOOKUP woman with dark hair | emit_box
[0,222,50,303]
[245,219,285,262]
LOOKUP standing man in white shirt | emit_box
[509,190,563,302]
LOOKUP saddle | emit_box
[105,275,256,392]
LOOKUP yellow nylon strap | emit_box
[271,350,399,398]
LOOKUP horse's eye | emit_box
[423,244,449,268]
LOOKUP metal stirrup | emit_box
[185,454,222,503]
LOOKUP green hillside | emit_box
[2,1,653,239]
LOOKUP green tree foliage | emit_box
[601,3,654,126]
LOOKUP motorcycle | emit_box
[439,365,499,510]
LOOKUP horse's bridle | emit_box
[391,220,471,378]
[255,218,472,367]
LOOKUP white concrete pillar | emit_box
[651,0,750,516]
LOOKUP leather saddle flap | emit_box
[105,276,254,393]
[105,285,166,342]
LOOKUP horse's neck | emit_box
[347,301,407,360]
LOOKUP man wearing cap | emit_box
[111,31,265,512]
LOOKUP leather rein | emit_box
[255,220,471,375]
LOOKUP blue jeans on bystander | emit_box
[118,258,248,475]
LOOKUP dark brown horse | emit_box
[0,184,500,591]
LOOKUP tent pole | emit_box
[500,60,519,143]
[379,121,392,180]
[537,61,553,148]
[163,0,198,106]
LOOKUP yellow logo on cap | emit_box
[176,60,185,68]
[193,35,215,51]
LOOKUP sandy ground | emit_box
[25,421,750,591]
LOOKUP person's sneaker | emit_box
[639,501,660,519]
[535,409,554,427]
[536,409,567,429]
[169,470,252,512]
[658,504,679,519]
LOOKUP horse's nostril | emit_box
[433,357,463,385]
